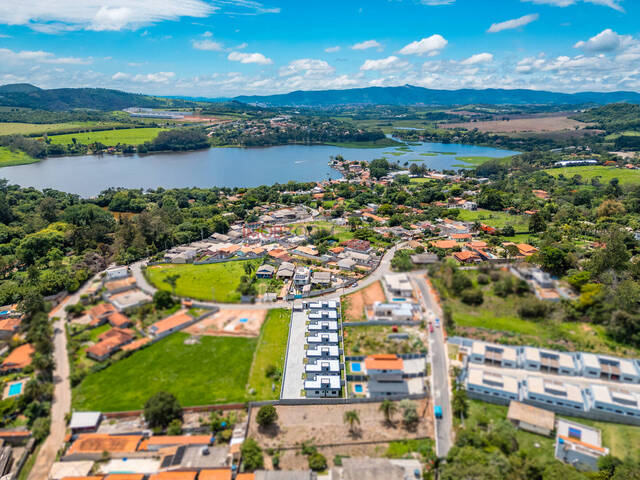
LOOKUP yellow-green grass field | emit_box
[0,147,39,167]
[247,308,290,399]
[145,259,261,303]
[455,208,529,230]
[48,127,167,146]
[544,165,640,185]
[0,121,135,136]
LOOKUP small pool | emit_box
[7,382,23,397]
[351,362,361,372]
[393,298,406,302]
[354,384,363,393]
[239,318,248,323]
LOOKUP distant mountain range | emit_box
[0,83,194,111]
[233,85,640,107]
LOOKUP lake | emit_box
[0,141,518,197]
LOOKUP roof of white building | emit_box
[581,352,601,369]
[308,321,338,331]
[308,310,339,320]
[384,273,412,291]
[556,419,602,448]
[307,332,339,344]
[525,347,576,370]
[526,376,585,405]
[467,368,519,395]
[306,345,340,357]
[591,384,640,410]
[305,360,341,373]
[304,375,341,389]
[373,302,414,314]
[471,342,518,363]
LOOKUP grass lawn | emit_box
[455,208,529,230]
[544,166,640,185]
[0,121,110,136]
[73,332,257,411]
[343,325,426,356]
[451,155,496,167]
[145,260,261,303]
[247,309,290,399]
[467,400,640,462]
[48,127,167,146]
[0,147,39,167]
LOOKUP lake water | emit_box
[0,141,518,197]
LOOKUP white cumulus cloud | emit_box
[227,51,272,64]
[324,46,341,53]
[360,56,409,71]
[0,47,89,65]
[460,53,494,65]
[521,0,624,13]
[488,13,539,33]
[574,28,628,52]
[280,59,334,77]
[398,35,447,56]
[192,38,224,51]
[351,40,382,50]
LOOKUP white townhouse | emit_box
[308,310,339,321]
[372,302,415,322]
[305,359,341,379]
[307,320,338,332]
[523,376,588,413]
[468,342,518,368]
[306,345,340,360]
[307,332,339,345]
[521,347,580,376]
[465,368,520,403]
[304,375,341,398]
[579,353,640,383]
[589,384,640,420]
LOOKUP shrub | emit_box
[256,405,278,428]
[517,298,550,319]
[241,438,264,471]
[476,273,489,285]
[144,391,183,429]
[460,288,483,306]
[308,452,327,471]
[167,418,183,435]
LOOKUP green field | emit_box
[605,131,640,141]
[455,208,529,230]
[544,166,640,185]
[325,137,400,148]
[0,147,39,167]
[48,127,166,146]
[145,260,261,303]
[0,121,103,136]
[247,309,290,399]
[468,400,640,462]
[73,332,257,411]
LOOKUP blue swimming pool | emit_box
[351,362,361,372]
[7,382,23,397]
[354,384,363,393]
[393,298,406,302]
[239,318,248,323]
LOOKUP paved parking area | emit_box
[280,310,308,399]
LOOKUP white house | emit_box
[305,300,340,311]
[523,376,588,412]
[308,310,339,321]
[465,368,520,403]
[306,345,340,360]
[384,274,413,298]
[521,347,580,376]
[307,332,339,345]
[580,353,640,383]
[305,359,341,378]
[469,342,518,368]
[308,320,338,332]
[293,267,311,287]
[589,384,640,419]
[304,375,341,397]
[555,419,609,471]
[372,302,415,322]
[105,266,129,281]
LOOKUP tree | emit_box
[167,418,183,435]
[400,399,419,429]
[379,399,398,424]
[256,405,278,428]
[343,410,360,434]
[452,385,469,419]
[241,438,264,471]
[153,290,175,310]
[144,391,183,430]
[244,262,256,276]
[163,274,181,295]
[538,246,572,276]
[528,212,546,233]
[308,452,327,471]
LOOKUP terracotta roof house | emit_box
[453,251,481,264]
[431,240,458,249]
[517,244,538,256]
[1,343,35,373]
[86,329,134,362]
[198,471,232,480]
[0,316,21,340]
[451,233,472,241]
[343,239,372,253]
[138,435,212,451]
[148,473,197,480]
[88,303,117,327]
[148,311,195,339]
[107,312,132,328]
[365,354,404,372]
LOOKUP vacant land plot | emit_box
[443,116,590,133]
[343,325,426,356]
[146,260,261,303]
[73,332,257,411]
[544,166,640,185]
[342,281,386,322]
[0,147,39,167]
[455,208,529,230]
[186,308,267,337]
[247,309,290,399]
[247,400,433,449]
[0,121,104,136]
[48,127,166,146]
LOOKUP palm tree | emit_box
[343,410,360,434]
[379,399,398,425]
[164,274,180,295]
[244,262,256,276]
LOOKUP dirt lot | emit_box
[247,400,433,450]
[343,281,386,322]
[443,115,592,133]
[185,308,267,337]
[267,443,394,470]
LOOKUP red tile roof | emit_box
[364,354,404,371]
[1,343,34,371]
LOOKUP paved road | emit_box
[28,280,97,480]
[411,273,453,458]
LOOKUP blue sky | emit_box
[0,0,638,96]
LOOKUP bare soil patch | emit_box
[343,281,386,322]
[247,400,433,450]
[269,443,393,470]
[185,308,267,337]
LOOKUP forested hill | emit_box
[234,85,640,107]
[0,84,196,111]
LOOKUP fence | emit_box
[343,319,422,327]
[346,353,427,361]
